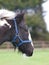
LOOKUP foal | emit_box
[0,9,34,56]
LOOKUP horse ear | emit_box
[21,10,25,16]
[15,10,25,23]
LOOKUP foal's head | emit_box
[14,11,34,56]
[0,9,34,56]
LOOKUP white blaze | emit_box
[28,31,34,47]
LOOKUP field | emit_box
[0,48,49,65]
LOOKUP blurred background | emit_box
[0,0,49,65]
[0,0,49,48]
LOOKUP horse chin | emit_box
[22,50,33,57]
[23,51,33,57]
[18,45,33,57]
[23,54,31,58]
[23,54,27,57]
[26,51,33,57]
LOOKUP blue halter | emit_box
[12,18,31,47]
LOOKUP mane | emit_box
[0,9,16,20]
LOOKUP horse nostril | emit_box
[26,52,33,56]
[26,50,33,56]
[29,51,33,56]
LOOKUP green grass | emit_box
[0,48,49,65]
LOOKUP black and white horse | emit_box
[0,9,34,56]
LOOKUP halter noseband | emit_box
[12,18,31,47]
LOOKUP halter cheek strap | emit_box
[12,18,31,47]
